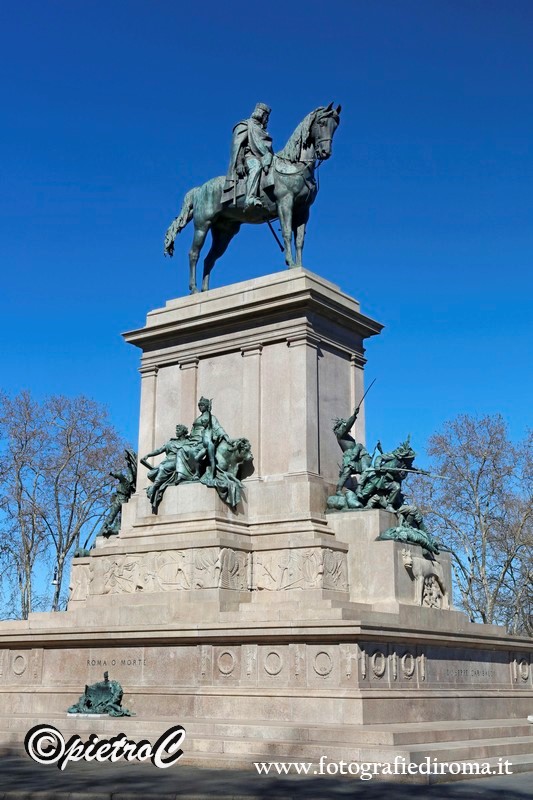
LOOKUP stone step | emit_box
[2,715,532,784]
[3,715,532,758]
[1,713,531,748]
[189,733,533,762]
[350,717,533,746]
[314,719,533,746]
[404,735,533,764]
[166,749,533,784]
[2,739,530,785]
[428,753,533,783]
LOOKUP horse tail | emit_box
[164,187,198,257]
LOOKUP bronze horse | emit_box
[164,104,341,293]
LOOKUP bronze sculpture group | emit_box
[164,102,341,293]
[141,398,252,513]
[68,671,133,717]
[327,427,421,513]
[98,449,137,538]
[326,406,444,553]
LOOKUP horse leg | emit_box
[201,222,240,292]
[277,196,295,267]
[189,223,210,294]
[292,209,309,267]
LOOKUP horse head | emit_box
[278,104,342,164]
[309,103,341,161]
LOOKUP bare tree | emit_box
[0,391,126,617]
[0,392,48,618]
[411,415,532,635]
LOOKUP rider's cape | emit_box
[222,119,275,205]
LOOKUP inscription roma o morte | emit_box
[86,658,147,668]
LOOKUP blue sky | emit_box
[1,0,531,462]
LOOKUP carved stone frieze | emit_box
[322,549,349,591]
[401,548,449,609]
[87,547,250,597]
[69,563,92,602]
[193,549,219,589]
[102,556,145,594]
[313,650,333,678]
[391,651,398,681]
[292,644,305,677]
[155,551,190,590]
[264,650,283,676]
[217,650,236,676]
[340,644,358,679]
[199,645,211,678]
[253,547,348,591]
[31,649,43,683]
[11,653,27,676]
[401,652,416,680]
[244,645,257,677]
[359,647,427,684]
[422,575,447,609]
[515,657,531,683]
[371,651,387,679]
[76,544,347,600]
[359,647,367,680]
[218,548,248,590]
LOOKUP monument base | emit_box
[0,510,531,776]
[0,271,531,777]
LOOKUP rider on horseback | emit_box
[164,103,341,292]
[224,102,274,210]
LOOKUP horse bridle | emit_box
[275,117,334,169]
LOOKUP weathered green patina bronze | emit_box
[326,418,450,553]
[225,102,274,210]
[141,399,252,513]
[68,671,134,717]
[164,103,341,293]
[356,438,419,511]
[142,424,195,511]
[73,547,92,557]
[378,504,442,555]
[333,406,372,494]
[97,449,137,538]
[327,436,428,513]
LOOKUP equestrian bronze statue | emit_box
[164,103,341,293]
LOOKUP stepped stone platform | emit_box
[0,269,531,779]
[0,713,532,781]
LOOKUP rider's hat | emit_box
[253,102,271,116]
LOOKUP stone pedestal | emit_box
[0,269,531,775]
[67,269,381,616]
[329,509,454,613]
[124,268,381,516]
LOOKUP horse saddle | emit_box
[221,167,275,207]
